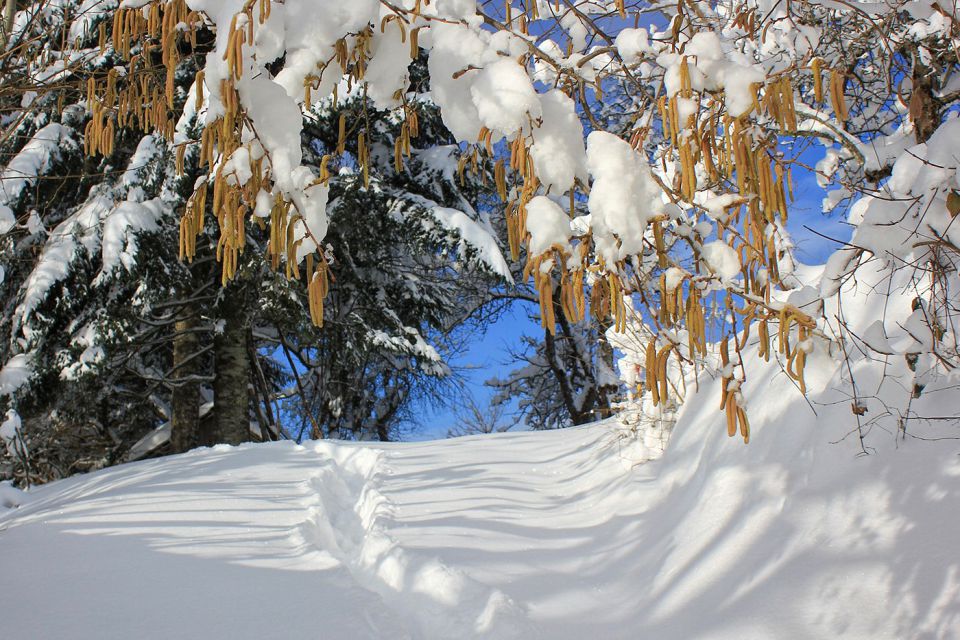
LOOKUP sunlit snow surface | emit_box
[1,398,958,638]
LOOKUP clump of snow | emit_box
[860,320,895,355]
[0,204,15,234]
[524,196,571,256]
[663,266,687,292]
[363,21,412,110]
[430,206,512,282]
[586,131,663,265]
[470,59,541,141]
[529,90,587,194]
[0,409,24,457]
[657,31,765,117]
[701,192,743,220]
[615,28,653,60]
[0,354,33,397]
[427,23,490,143]
[0,124,75,221]
[97,199,167,279]
[60,324,105,381]
[701,240,741,281]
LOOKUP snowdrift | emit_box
[1,353,958,640]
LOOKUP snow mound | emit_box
[0,393,957,638]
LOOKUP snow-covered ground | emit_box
[1,370,958,638]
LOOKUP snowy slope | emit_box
[1,381,959,638]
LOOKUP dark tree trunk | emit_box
[213,289,251,445]
[544,289,589,424]
[375,371,394,442]
[247,332,278,441]
[593,314,617,421]
[170,308,200,453]
[1,0,15,46]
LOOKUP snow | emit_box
[524,196,571,257]
[0,353,33,396]
[430,206,512,282]
[16,193,111,324]
[2,4,959,636]
[849,116,960,261]
[118,0,389,266]
[701,192,743,220]
[364,21,412,110]
[0,409,23,456]
[529,90,587,195]
[0,204,14,235]
[0,124,74,216]
[0,480,26,510]
[2,353,958,639]
[67,0,119,43]
[615,28,653,60]
[470,59,541,142]
[701,240,742,281]
[59,325,105,381]
[585,131,663,265]
[97,199,167,279]
[426,23,490,143]
[663,266,687,292]
[657,31,765,118]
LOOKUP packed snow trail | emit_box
[0,398,958,638]
[0,425,652,639]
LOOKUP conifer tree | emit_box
[0,1,509,482]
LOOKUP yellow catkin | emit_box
[737,407,750,443]
[656,344,673,403]
[830,69,848,124]
[725,389,737,437]
[653,220,667,268]
[646,341,659,406]
[811,57,824,103]
[195,70,205,110]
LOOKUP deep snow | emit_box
[2,367,959,640]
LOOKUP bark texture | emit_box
[170,310,200,453]
[2,0,15,45]
[213,290,251,445]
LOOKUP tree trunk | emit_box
[1,0,15,46]
[544,293,584,424]
[213,293,250,446]
[170,308,200,453]
[593,313,617,420]
[375,371,394,442]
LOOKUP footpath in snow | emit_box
[1,382,958,638]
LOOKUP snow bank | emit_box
[1,370,957,639]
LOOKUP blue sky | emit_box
[408,299,539,440]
